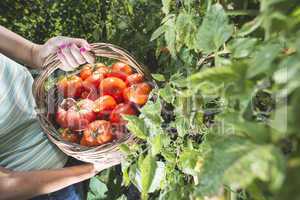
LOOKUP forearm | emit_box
[0,164,96,200]
[0,25,40,68]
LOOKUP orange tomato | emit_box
[126,73,144,86]
[57,75,83,98]
[110,103,138,123]
[99,77,126,102]
[80,120,113,146]
[112,62,133,75]
[123,82,152,105]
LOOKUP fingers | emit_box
[57,42,94,71]
[80,47,96,64]
[70,44,86,65]
[57,51,73,71]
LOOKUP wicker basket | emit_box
[33,43,152,164]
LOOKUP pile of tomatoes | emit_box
[55,62,152,147]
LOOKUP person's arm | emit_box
[0,165,95,200]
[0,25,95,70]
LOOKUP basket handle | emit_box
[41,42,152,80]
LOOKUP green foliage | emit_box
[3,0,300,199]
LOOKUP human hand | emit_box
[91,155,123,175]
[32,36,95,71]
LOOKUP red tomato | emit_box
[126,73,144,86]
[80,89,99,101]
[105,71,128,81]
[99,77,126,102]
[59,128,80,143]
[112,62,133,75]
[82,71,104,91]
[80,120,113,146]
[57,75,83,98]
[56,99,96,130]
[110,103,138,123]
[80,64,93,80]
[123,82,152,106]
[93,95,117,112]
[93,95,117,120]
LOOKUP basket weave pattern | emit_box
[33,43,150,164]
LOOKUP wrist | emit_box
[30,43,43,68]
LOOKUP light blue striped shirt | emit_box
[0,53,67,171]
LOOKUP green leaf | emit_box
[159,84,173,103]
[195,3,234,54]
[119,144,130,154]
[174,115,189,137]
[88,176,108,200]
[164,17,177,57]
[150,133,170,156]
[188,66,238,87]
[140,155,157,199]
[247,42,282,78]
[224,145,285,191]
[195,136,285,197]
[178,149,202,176]
[150,25,167,41]
[152,73,166,81]
[237,16,263,37]
[162,0,171,15]
[228,37,258,58]
[175,12,197,49]
[123,115,148,140]
[140,99,163,125]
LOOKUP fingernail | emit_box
[59,43,67,49]
[80,47,86,53]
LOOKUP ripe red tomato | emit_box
[59,128,80,143]
[123,82,152,106]
[79,64,93,80]
[112,62,133,75]
[93,95,117,119]
[82,71,104,91]
[56,99,96,130]
[57,75,83,98]
[105,71,128,81]
[126,73,144,86]
[80,89,99,101]
[99,77,126,102]
[80,120,113,146]
[110,103,138,123]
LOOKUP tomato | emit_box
[112,62,133,75]
[95,65,110,75]
[80,64,93,80]
[59,128,80,143]
[82,71,104,91]
[57,75,83,98]
[99,77,126,102]
[93,95,117,119]
[105,71,128,81]
[80,120,113,146]
[56,99,96,130]
[80,89,99,101]
[123,82,152,105]
[110,103,138,123]
[126,73,144,86]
